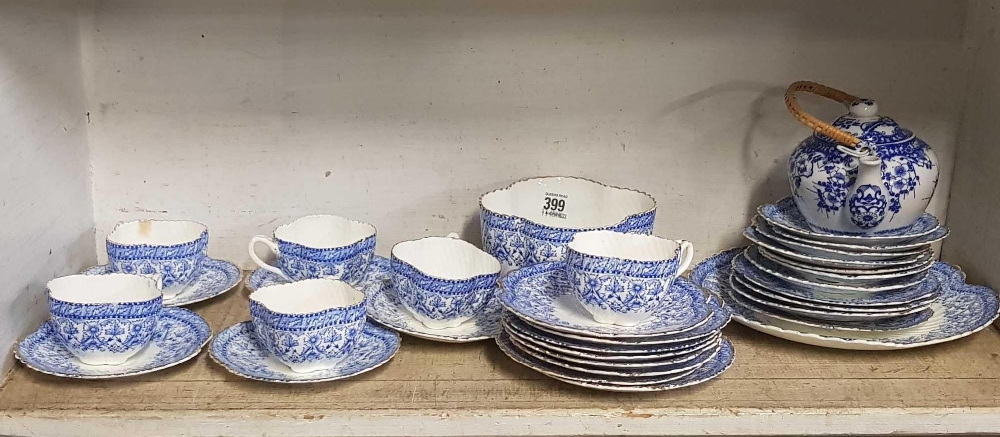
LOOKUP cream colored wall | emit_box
[942,1,1000,286]
[77,0,968,268]
[0,1,95,377]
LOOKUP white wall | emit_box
[81,0,969,266]
[942,1,1000,286]
[0,0,95,377]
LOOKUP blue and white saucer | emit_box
[743,248,926,294]
[83,258,242,307]
[501,261,713,338]
[729,276,933,331]
[497,332,734,392]
[745,224,933,270]
[745,245,932,286]
[759,197,941,245]
[732,249,938,307]
[692,248,1000,350]
[15,308,211,379]
[209,321,400,383]
[751,221,926,261]
[730,271,933,314]
[769,219,950,253]
[367,280,501,343]
[246,255,392,292]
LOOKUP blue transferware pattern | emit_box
[272,234,376,284]
[497,332,734,392]
[787,95,938,234]
[748,221,928,263]
[16,307,211,379]
[210,321,399,383]
[479,177,656,271]
[730,269,933,314]
[745,223,933,270]
[49,290,161,362]
[367,280,501,342]
[692,248,1000,349]
[247,254,391,292]
[501,261,712,337]
[742,247,926,293]
[729,276,934,331]
[732,250,937,306]
[743,244,930,286]
[760,197,940,243]
[83,258,242,307]
[107,230,209,290]
[250,291,367,371]
[390,254,498,327]
[564,241,681,320]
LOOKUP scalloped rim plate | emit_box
[83,258,243,307]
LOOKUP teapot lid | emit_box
[823,98,915,146]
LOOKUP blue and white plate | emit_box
[745,245,931,286]
[367,279,501,343]
[759,197,941,245]
[751,220,927,261]
[758,246,934,276]
[501,262,713,338]
[731,274,930,320]
[504,330,720,377]
[745,224,932,270]
[83,258,242,307]
[742,247,925,293]
[15,308,211,379]
[505,322,722,366]
[769,219,950,253]
[209,321,399,383]
[246,255,393,292]
[497,332,734,392]
[504,313,722,357]
[733,249,937,307]
[729,276,933,331]
[693,248,1000,350]
[730,271,933,314]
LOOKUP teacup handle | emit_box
[249,235,292,282]
[676,240,695,274]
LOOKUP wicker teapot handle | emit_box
[784,81,862,148]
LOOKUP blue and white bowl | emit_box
[565,231,694,326]
[391,235,501,329]
[249,278,367,373]
[480,177,656,272]
[249,215,376,284]
[47,274,163,365]
[106,219,209,298]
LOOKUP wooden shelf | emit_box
[2,276,1000,436]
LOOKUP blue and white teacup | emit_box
[106,219,209,299]
[391,233,501,329]
[249,278,367,373]
[565,230,694,326]
[47,274,163,365]
[249,215,376,284]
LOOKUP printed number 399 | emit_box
[543,197,565,211]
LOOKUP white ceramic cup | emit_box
[249,215,377,284]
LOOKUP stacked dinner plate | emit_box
[497,261,733,392]
[690,197,999,350]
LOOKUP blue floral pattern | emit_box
[691,249,1000,348]
[250,293,366,369]
[500,261,712,337]
[760,197,940,240]
[83,258,242,307]
[565,244,681,316]
[849,184,887,229]
[209,321,400,383]
[16,308,211,379]
[107,231,209,289]
[480,178,656,270]
[367,279,502,342]
[48,291,162,361]
[275,234,376,283]
[390,254,498,324]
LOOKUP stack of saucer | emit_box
[497,231,733,392]
[691,197,998,350]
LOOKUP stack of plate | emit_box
[497,261,733,392]
[690,197,998,350]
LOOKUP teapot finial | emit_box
[849,98,878,118]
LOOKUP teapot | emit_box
[784,81,939,235]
